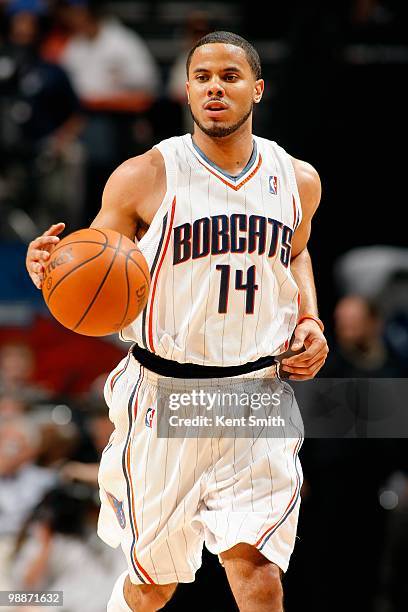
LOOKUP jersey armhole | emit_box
[136,141,176,250]
[153,139,177,186]
[287,156,303,231]
[152,140,177,213]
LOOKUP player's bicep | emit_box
[89,159,146,241]
[291,159,322,259]
[90,207,137,242]
[291,218,312,259]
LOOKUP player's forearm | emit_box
[290,247,319,317]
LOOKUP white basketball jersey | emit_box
[120,133,302,366]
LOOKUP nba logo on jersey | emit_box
[106,491,126,529]
[145,407,155,428]
[268,175,278,195]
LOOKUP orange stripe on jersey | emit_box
[148,196,177,352]
[110,353,131,391]
[195,154,263,191]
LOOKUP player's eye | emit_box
[196,75,208,82]
[225,74,238,81]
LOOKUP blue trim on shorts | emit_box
[258,437,303,551]
[121,369,147,583]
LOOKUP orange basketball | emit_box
[42,228,150,337]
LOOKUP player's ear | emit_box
[254,79,264,104]
[186,81,190,104]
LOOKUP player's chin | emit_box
[201,119,236,138]
[201,111,233,126]
[202,117,229,130]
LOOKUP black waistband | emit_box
[132,344,277,379]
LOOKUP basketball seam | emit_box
[49,228,110,257]
[118,252,149,330]
[51,242,149,288]
[46,241,109,304]
[118,253,132,330]
[50,240,115,255]
[127,251,150,286]
[73,233,123,332]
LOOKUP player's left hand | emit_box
[281,319,329,380]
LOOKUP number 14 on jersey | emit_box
[216,264,258,315]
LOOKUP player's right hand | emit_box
[26,223,65,289]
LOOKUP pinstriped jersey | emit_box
[120,133,302,366]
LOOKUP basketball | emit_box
[42,228,150,336]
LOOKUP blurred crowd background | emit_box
[0,0,408,610]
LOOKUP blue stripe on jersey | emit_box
[101,441,113,455]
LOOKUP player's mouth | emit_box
[203,100,229,118]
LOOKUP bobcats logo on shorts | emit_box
[106,491,126,529]
[145,407,155,428]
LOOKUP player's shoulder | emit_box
[290,156,321,206]
[102,148,166,212]
[110,134,187,182]
[257,135,321,201]
[290,156,320,184]
[109,148,165,185]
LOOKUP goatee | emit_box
[189,104,253,138]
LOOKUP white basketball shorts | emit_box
[97,349,303,585]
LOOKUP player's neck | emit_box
[192,128,254,177]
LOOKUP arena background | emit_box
[0,1,407,610]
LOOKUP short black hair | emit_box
[186,31,262,80]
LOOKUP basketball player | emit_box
[26,32,328,612]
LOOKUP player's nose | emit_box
[207,78,225,98]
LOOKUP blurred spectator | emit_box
[0,392,29,418]
[0,342,51,402]
[167,10,211,132]
[86,408,112,456]
[60,0,159,110]
[59,397,113,487]
[0,416,56,525]
[40,0,73,63]
[348,0,406,43]
[0,416,56,593]
[56,0,161,223]
[11,485,126,611]
[0,0,84,235]
[38,417,80,467]
[378,271,408,369]
[0,315,126,396]
[324,295,407,377]
[59,460,98,485]
[334,246,408,300]
[168,10,210,104]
